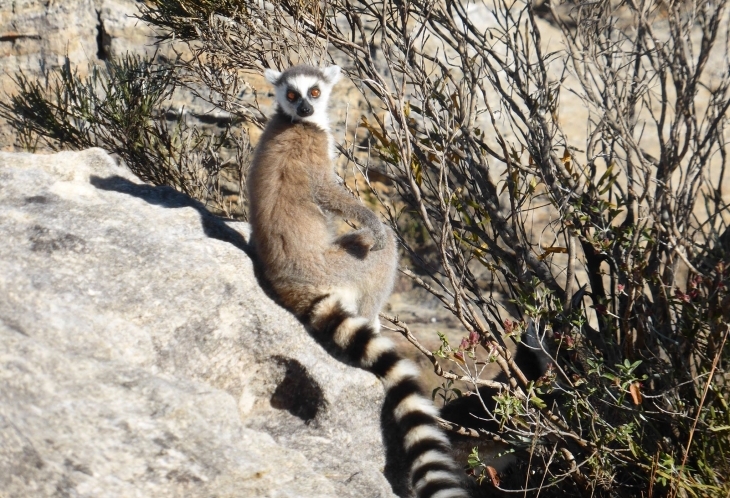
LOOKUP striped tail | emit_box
[307,293,470,498]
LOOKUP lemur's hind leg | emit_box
[357,227,398,323]
[328,226,398,323]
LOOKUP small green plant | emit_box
[432,378,462,405]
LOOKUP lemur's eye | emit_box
[309,87,321,98]
[286,90,298,102]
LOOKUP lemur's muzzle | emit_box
[297,102,314,117]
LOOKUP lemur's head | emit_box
[264,64,341,130]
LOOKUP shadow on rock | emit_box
[89,174,281,304]
[90,175,251,254]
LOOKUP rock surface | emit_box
[0,148,398,498]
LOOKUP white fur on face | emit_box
[274,74,336,131]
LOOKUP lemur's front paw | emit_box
[364,221,388,252]
[336,229,376,258]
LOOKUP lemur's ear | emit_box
[264,68,282,85]
[323,65,341,85]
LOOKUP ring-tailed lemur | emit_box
[247,64,470,498]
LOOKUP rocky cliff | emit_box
[0,148,399,497]
[0,0,208,151]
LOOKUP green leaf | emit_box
[467,447,482,468]
[530,395,547,409]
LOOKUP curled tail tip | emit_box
[387,375,469,498]
[518,319,552,379]
[407,434,470,498]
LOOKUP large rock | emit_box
[0,148,398,498]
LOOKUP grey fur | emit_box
[278,64,327,84]
[265,64,341,87]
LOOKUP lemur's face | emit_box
[265,65,341,129]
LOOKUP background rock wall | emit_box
[0,0,160,150]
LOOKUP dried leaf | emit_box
[538,246,568,260]
[453,351,465,365]
[450,91,460,110]
[630,382,643,405]
[411,157,422,187]
[562,146,572,172]
[360,116,389,147]
[485,466,500,487]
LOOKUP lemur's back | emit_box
[248,112,332,286]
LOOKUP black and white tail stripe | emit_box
[306,293,470,498]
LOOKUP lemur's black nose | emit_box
[297,102,313,117]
